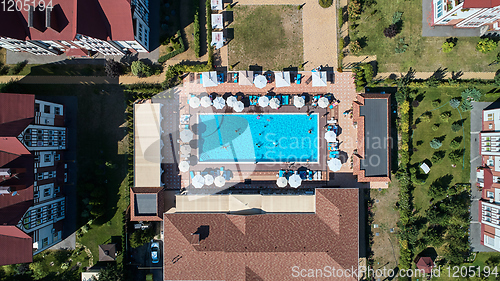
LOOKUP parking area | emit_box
[130,240,163,281]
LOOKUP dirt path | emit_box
[75,242,94,268]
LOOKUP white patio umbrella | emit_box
[226,96,237,107]
[204,174,214,186]
[178,161,190,172]
[277,177,288,187]
[288,173,302,188]
[214,175,226,187]
[254,75,267,89]
[201,96,212,108]
[318,97,329,108]
[189,96,201,108]
[293,96,305,109]
[324,131,337,142]
[192,174,205,188]
[327,158,342,172]
[258,96,269,107]
[269,97,280,109]
[180,144,191,154]
[180,129,194,142]
[233,101,244,112]
[213,96,225,109]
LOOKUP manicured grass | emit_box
[410,86,475,216]
[354,0,499,72]
[228,5,304,71]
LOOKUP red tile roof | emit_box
[0,0,134,42]
[130,187,164,221]
[0,226,32,266]
[463,0,500,8]
[0,93,34,124]
[416,257,434,274]
[163,189,359,281]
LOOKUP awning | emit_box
[238,71,254,85]
[211,14,224,29]
[134,103,162,187]
[275,71,291,87]
[312,71,327,87]
[202,71,218,87]
[211,0,223,10]
[211,32,224,49]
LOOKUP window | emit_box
[44,105,50,114]
[486,206,492,211]
[37,173,43,180]
[35,103,40,112]
[488,191,495,198]
[54,186,60,193]
[44,154,51,162]
[55,154,60,161]
[34,190,39,199]
[44,188,50,197]
[34,155,40,163]
[42,237,48,247]
[490,114,496,121]
[54,107,61,115]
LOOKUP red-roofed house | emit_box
[163,189,359,281]
[0,0,149,56]
[432,0,500,30]
[0,93,69,265]
[477,102,500,251]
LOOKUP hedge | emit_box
[193,0,201,57]
[158,30,186,64]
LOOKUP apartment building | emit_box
[433,0,500,30]
[0,93,68,265]
[0,0,150,56]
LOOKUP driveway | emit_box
[131,240,163,281]
[469,101,495,252]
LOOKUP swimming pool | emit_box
[197,113,319,163]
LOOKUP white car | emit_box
[151,242,159,264]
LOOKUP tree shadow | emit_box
[431,67,447,80]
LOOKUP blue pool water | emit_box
[197,114,319,162]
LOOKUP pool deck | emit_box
[164,71,358,189]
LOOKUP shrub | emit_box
[130,227,156,248]
[476,38,498,53]
[350,40,360,55]
[450,139,461,149]
[425,76,439,87]
[430,138,442,149]
[449,98,460,109]
[158,30,186,63]
[105,59,121,79]
[451,122,462,132]
[448,149,464,165]
[193,0,200,58]
[432,150,445,164]
[347,0,361,20]
[400,100,410,115]
[431,99,441,107]
[319,0,333,8]
[460,100,473,112]
[131,61,152,77]
[392,11,403,24]
[420,112,432,123]
[385,78,395,85]
[395,37,408,54]
[461,87,482,101]
[339,37,345,50]
[440,112,451,122]
[338,7,344,27]
[11,60,27,74]
[442,41,455,53]
[384,24,398,38]
[495,72,500,86]
[432,124,439,131]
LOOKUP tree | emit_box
[461,87,482,101]
[347,0,361,20]
[431,150,445,164]
[105,59,121,78]
[350,40,361,54]
[440,112,451,122]
[131,61,152,77]
[448,149,464,165]
[451,122,462,132]
[318,0,333,8]
[98,264,123,281]
[430,138,442,149]
[130,227,156,248]
[476,38,498,53]
[442,41,455,53]
[450,139,461,149]
[383,24,398,38]
[449,98,460,109]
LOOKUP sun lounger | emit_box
[220,167,224,176]
[296,73,302,84]
[282,95,289,105]
[318,171,322,180]
[190,171,195,178]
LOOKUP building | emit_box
[0,93,68,265]
[477,102,500,251]
[432,0,500,30]
[0,0,149,56]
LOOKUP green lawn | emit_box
[353,0,499,72]
[228,5,303,71]
[410,86,474,216]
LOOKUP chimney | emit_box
[45,6,52,28]
[0,186,11,195]
[190,233,200,245]
[0,168,11,177]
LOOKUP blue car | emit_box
[151,242,159,264]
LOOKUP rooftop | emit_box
[163,188,359,281]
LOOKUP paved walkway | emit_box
[235,0,338,69]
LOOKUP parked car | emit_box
[151,242,159,264]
